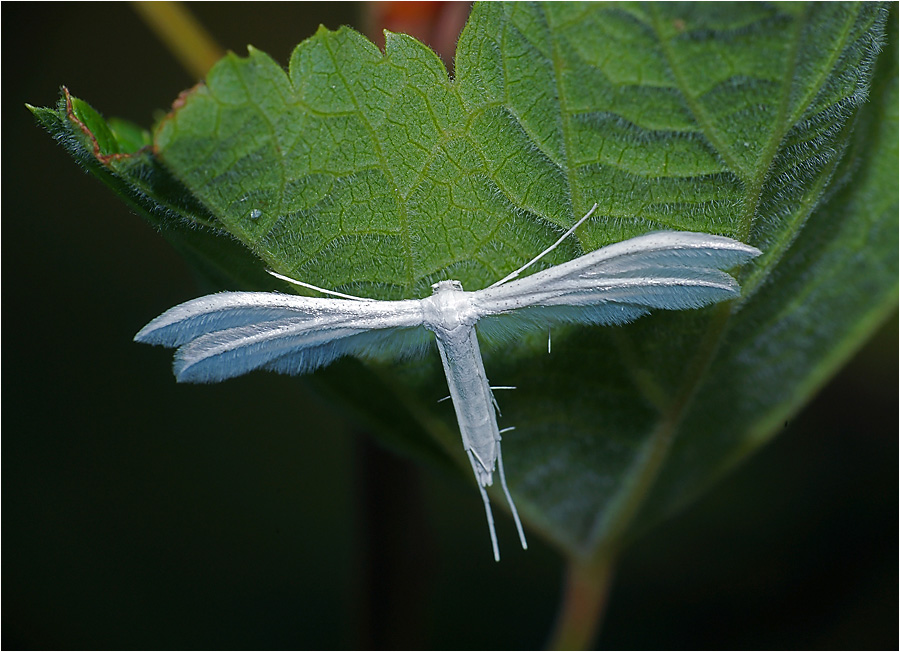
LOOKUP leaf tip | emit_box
[314,23,333,38]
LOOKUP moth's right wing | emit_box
[472,231,761,339]
[134,292,428,383]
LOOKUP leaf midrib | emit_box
[582,303,738,556]
[647,5,744,175]
[575,7,750,557]
[576,4,857,557]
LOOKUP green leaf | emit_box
[631,1,900,536]
[28,90,272,291]
[33,2,895,560]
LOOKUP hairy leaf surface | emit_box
[34,2,896,558]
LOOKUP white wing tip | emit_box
[134,319,166,344]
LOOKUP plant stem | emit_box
[547,553,617,650]
[131,1,225,79]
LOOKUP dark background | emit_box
[4,3,897,649]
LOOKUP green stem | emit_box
[547,554,617,650]
[131,1,225,79]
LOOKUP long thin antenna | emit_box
[488,203,599,289]
[268,270,370,301]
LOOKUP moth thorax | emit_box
[424,279,477,331]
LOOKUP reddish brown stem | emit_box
[547,555,616,650]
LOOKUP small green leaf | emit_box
[33,2,895,560]
[107,117,152,153]
[28,90,272,291]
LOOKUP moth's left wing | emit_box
[472,231,761,339]
[135,292,428,383]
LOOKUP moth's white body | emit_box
[424,280,525,557]
[136,205,760,561]
[424,280,497,488]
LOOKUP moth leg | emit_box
[489,386,515,416]
[445,386,513,406]
[497,446,528,551]
[467,449,500,562]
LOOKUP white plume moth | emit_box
[135,204,760,561]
